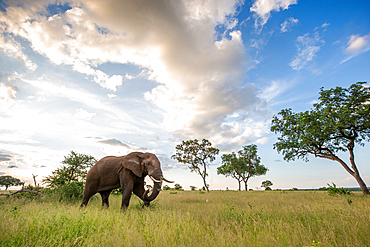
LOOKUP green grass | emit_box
[1,191,369,246]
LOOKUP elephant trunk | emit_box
[143,180,162,201]
[143,170,163,202]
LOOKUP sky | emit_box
[0,0,369,191]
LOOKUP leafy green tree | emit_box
[174,183,183,190]
[172,139,219,192]
[43,151,96,199]
[271,82,370,195]
[238,144,268,191]
[0,175,22,190]
[261,180,273,190]
[218,144,268,191]
[217,153,243,190]
[163,185,171,190]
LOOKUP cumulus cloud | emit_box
[281,17,298,32]
[1,0,271,148]
[0,3,122,90]
[250,0,297,32]
[289,31,325,71]
[341,34,370,63]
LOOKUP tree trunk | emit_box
[202,176,209,192]
[347,144,370,195]
[238,180,241,191]
[243,176,250,191]
[353,173,370,195]
[330,154,370,196]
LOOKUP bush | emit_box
[174,183,183,190]
[49,181,84,201]
[327,183,351,196]
[163,185,171,190]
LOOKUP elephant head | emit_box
[122,152,173,202]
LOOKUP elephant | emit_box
[80,152,173,209]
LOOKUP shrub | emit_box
[327,183,351,196]
[174,183,183,190]
[48,181,84,201]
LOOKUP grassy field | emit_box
[0,190,369,246]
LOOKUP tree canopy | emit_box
[261,180,273,190]
[0,175,22,190]
[271,82,370,195]
[218,144,268,191]
[43,151,96,199]
[172,139,219,192]
[43,151,96,188]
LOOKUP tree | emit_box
[218,144,268,191]
[0,175,22,190]
[271,82,370,195]
[217,153,243,190]
[163,185,171,190]
[174,183,183,190]
[261,180,273,190]
[44,151,96,188]
[237,144,268,191]
[43,151,96,198]
[172,139,219,192]
[190,185,197,191]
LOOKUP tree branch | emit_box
[0,190,42,197]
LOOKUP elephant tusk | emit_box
[162,177,174,183]
[149,175,162,183]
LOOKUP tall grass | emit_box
[1,191,369,246]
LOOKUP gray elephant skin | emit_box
[80,152,173,209]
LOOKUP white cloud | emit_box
[75,108,96,121]
[0,34,37,71]
[341,34,370,63]
[0,82,17,111]
[260,80,293,102]
[256,136,269,145]
[281,17,299,32]
[0,5,122,91]
[125,74,135,80]
[0,0,271,149]
[289,32,325,71]
[250,0,297,32]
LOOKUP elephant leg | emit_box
[80,188,97,207]
[121,183,134,209]
[133,185,150,207]
[99,190,112,207]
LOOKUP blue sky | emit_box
[0,0,369,190]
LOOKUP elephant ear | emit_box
[122,153,144,177]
